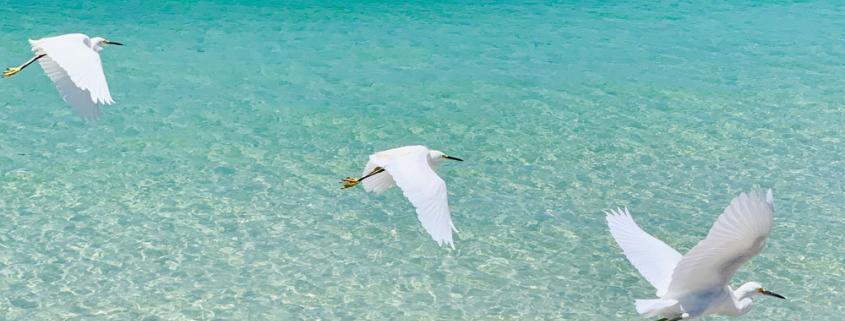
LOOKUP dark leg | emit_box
[3,54,45,78]
[341,167,385,189]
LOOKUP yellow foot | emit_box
[340,177,359,189]
[3,67,21,78]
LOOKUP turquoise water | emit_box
[1,1,844,320]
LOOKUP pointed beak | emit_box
[761,290,785,300]
[444,155,463,162]
[103,41,124,46]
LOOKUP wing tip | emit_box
[605,207,632,223]
[737,188,775,210]
[432,225,456,249]
[436,238,455,249]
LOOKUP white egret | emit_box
[341,145,463,248]
[606,190,784,321]
[3,33,123,120]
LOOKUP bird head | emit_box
[89,37,124,52]
[737,281,785,300]
[428,150,463,164]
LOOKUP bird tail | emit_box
[635,298,677,317]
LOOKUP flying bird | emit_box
[3,33,123,120]
[606,190,784,320]
[341,145,463,248]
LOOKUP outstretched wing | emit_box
[30,34,113,115]
[35,55,101,120]
[606,208,683,296]
[665,190,775,297]
[370,146,456,248]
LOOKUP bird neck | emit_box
[731,287,755,316]
[86,37,105,52]
[733,283,762,301]
[427,156,442,169]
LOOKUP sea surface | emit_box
[1,1,843,320]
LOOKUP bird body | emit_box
[361,145,446,194]
[4,33,122,120]
[607,190,783,320]
[342,145,463,248]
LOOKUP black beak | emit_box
[761,290,785,300]
[103,41,124,46]
[444,156,463,162]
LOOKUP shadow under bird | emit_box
[606,190,784,320]
[3,33,123,120]
[341,145,463,248]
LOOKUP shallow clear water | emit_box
[1,1,844,320]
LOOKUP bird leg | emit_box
[341,167,385,189]
[3,54,45,78]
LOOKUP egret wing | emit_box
[606,208,682,296]
[665,190,774,297]
[371,146,456,248]
[36,55,101,120]
[30,34,114,106]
